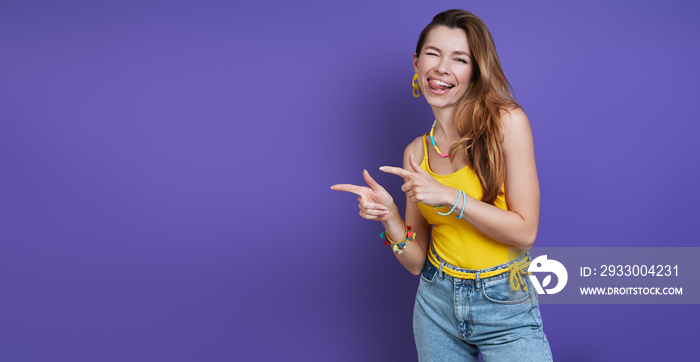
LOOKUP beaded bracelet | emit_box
[457,190,466,219]
[380,224,416,254]
[434,189,465,218]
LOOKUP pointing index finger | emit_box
[330,184,366,196]
[379,166,412,178]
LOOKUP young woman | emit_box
[332,9,552,361]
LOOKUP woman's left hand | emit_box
[380,154,455,206]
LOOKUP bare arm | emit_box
[388,138,430,275]
[330,137,431,276]
[381,108,540,249]
[454,108,540,248]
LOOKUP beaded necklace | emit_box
[429,121,451,158]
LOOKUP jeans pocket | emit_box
[528,303,544,326]
[420,261,438,284]
[481,275,531,305]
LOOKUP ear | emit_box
[413,53,419,73]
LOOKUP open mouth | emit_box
[428,78,455,91]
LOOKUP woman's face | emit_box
[414,25,474,110]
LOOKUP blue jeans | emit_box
[413,251,553,361]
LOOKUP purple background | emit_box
[1,0,698,361]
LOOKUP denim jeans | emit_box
[413,251,553,361]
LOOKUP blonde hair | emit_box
[415,9,519,204]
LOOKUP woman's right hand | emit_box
[331,170,394,222]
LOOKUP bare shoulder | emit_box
[404,135,425,162]
[498,106,532,143]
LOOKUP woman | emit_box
[332,9,552,361]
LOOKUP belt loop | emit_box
[475,271,481,291]
[438,261,445,280]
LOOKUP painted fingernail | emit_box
[379,166,384,170]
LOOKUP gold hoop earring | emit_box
[412,73,421,97]
[469,82,475,90]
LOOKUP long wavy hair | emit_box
[415,9,519,205]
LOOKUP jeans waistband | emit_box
[428,244,532,292]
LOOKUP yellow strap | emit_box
[428,248,531,291]
[428,249,509,280]
[508,258,532,292]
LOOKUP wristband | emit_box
[380,224,415,254]
[434,189,465,218]
[457,190,466,219]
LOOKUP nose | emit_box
[436,57,451,74]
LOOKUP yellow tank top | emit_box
[417,134,523,270]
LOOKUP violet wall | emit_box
[2,0,698,360]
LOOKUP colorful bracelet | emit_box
[457,190,466,219]
[434,189,465,217]
[380,224,416,254]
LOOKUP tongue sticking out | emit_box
[430,79,453,91]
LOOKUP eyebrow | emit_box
[424,46,472,59]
